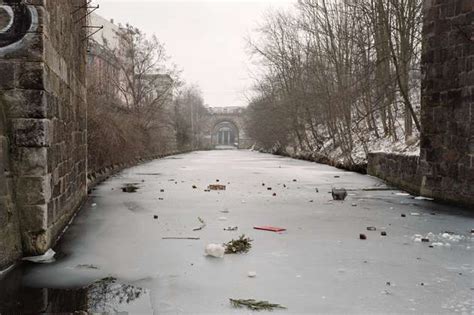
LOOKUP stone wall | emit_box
[420,0,474,206]
[0,0,88,265]
[0,95,21,269]
[367,153,422,195]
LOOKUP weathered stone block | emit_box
[11,118,51,147]
[2,90,50,119]
[17,62,45,90]
[15,174,51,205]
[22,228,50,256]
[0,61,15,89]
[19,204,48,232]
[11,147,48,176]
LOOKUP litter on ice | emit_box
[205,244,225,258]
[247,271,257,278]
[396,192,410,196]
[254,226,286,232]
[414,196,434,201]
[22,249,56,263]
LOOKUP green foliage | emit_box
[224,234,252,254]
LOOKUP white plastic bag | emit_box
[22,248,56,263]
[205,244,225,258]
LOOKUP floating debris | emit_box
[205,244,225,258]
[247,271,257,278]
[121,183,139,193]
[332,188,347,200]
[23,249,56,263]
[160,189,164,192]
[229,298,286,311]
[224,226,238,231]
[401,214,406,217]
[292,179,297,182]
[254,226,286,232]
[315,188,319,192]
[267,187,272,190]
[153,215,158,219]
[192,217,206,231]
[218,216,228,221]
[410,212,420,216]
[208,184,226,190]
[359,234,367,240]
[224,234,253,254]
[367,227,376,231]
[414,196,434,201]
[421,238,430,242]
[381,231,387,236]
[192,185,197,189]
[76,264,99,270]
[272,193,277,196]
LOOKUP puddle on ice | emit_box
[0,268,152,314]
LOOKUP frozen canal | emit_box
[1,150,473,314]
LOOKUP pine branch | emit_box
[224,234,253,254]
[229,298,286,311]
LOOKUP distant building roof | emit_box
[89,13,121,50]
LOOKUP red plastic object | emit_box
[253,226,286,232]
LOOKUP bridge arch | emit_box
[202,106,254,149]
[211,120,240,148]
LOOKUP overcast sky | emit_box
[97,0,296,107]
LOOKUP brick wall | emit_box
[0,0,88,265]
[420,0,474,205]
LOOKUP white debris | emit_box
[22,249,56,263]
[414,196,434,201]
[218,216,228,221]
[396,192,410,196]
[205,244,225,258]
[440,233,464,242]
[431,242,444,247]
[247,271,257,278]
[410,212,420,216]
[412,234,423,242]
[91,203,97,207]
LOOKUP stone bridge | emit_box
[202,106,253,149]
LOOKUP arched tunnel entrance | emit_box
[212,121,239,149]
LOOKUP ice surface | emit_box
[4,150,473,314]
